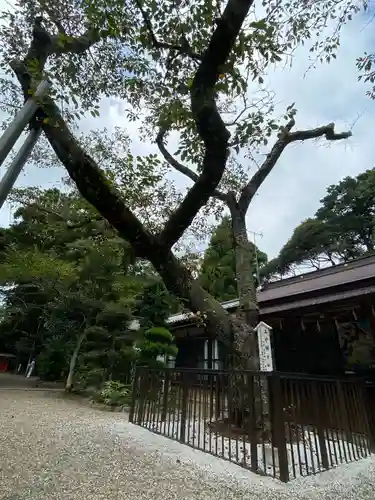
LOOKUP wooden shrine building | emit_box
[166,255,375,377]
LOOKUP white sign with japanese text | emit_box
[255,321,274,372]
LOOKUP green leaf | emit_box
[250,20,268,31]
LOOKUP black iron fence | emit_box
[129,367,374,482]
[365,381,375,448]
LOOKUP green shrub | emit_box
[76,366,107,389]
[93,380,132,407]
[137,326,178,367]
[144,326,174,342]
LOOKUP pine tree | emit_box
[200,216,267,302]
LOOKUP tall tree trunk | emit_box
[65,331,86,392]
[150,245,264,433]
[230,204,260,370]
[149,241,261,372]
[229,205,269,437]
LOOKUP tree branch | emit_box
[11,4,253,258]
[155,129,229,203]
[238,119,352,215]
[24,16,102,65]
[134,0,202,60]
[289,122,353,142]
[158,0,254,248]
[52,28,102,55]
[10,18,155,255]
[23,16,52,71]
[12,84,155,257]
[42,103,156,257]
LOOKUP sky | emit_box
[0,3,374,260]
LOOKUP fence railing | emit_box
[129,367,374,482]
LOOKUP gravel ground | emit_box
[1,389,375,500]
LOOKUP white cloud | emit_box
[0,6,373,261]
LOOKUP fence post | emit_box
[180,371,189,443]
[270,373,289,483]
[129,366,139,423]
[247,373,258,472]
[362,382,375,453]
[161,369,170,422]
[311,381,329,470]
[137,369,149,425]
[336,380,352,445]
[215,374,221,419]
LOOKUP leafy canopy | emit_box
[200,215,267,301]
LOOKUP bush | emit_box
[93,380,132,407]
[76,366,107,389]
[137,326,178,367]
[144,326,174,343]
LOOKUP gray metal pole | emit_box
[248,230,263,284]
[0,127,42,210]
[0,79,50,168]
[254,235,260,284]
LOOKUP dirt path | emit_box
[0,390,374,500]
[0,373,39,389]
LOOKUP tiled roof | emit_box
[167,255,375,325]
[261,286,375,315]
[258,254,375,303]
[166,298,239,325]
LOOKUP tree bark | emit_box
[230,203,259,367]
[228,204,266,433]
[231,209,259,324]
[150,247,233,347]
[151,245,266,433]
[65,331,86,392]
